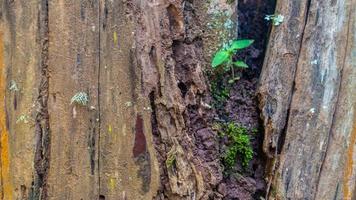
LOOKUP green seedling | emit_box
[211,39,254,83]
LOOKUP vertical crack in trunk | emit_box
[97,0,102,195]
[263,0,313,197]
[274,0,312,156]
[32,0,50,199]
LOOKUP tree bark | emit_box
[258,0,356,199]
[2,0,355,199]
[0,0,237,199]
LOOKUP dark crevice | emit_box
[32,0,50,199]
[88,125,96,175]
[149,91,169,199]
[211,0,277,199]
[275,0,311,169]
[177,82,188,98]
[264,0,312,198]
[97,0,103,196]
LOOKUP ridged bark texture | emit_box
[0,0,237,199]
[258,0,356,199]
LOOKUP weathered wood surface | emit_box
[46,1,100,199]
[0,0,160,199]
[98,0,160,199]
[1,1,41,199]
[259,0,356,199]
[0,0,237,199]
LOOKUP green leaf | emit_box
[233,61,249,68]
[212,50,230,68]
[229,40,254,51]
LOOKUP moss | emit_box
[251,127,259,135]
[220,123,253,169]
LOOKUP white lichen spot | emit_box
[9,80,19,92]
[143,106,152,111]
[223,19,233,29]
[16,114,30,124]
[265,14,284,26]
[309,108,315,114]
[311,60,318,65]
[125,101,133,107]
[201,102,212,109]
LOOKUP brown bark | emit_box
[0,0,237,199]
[3,0,355,199]
[259,0,356,199]
[133,1,237,199]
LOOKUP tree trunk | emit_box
[0,0,237,199]
[2,0,356,199]
[258,0,356,199]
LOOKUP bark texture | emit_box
[133,1,238,199]
[0,0,160,199]
[0,0,237,199]
[258,0,356,199]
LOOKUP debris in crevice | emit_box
[32,0,51,199]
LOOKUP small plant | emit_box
[211,39,254,83]
[71,92,89,106]
[9,80,19,92]
[220,123,253,169]
[265,14,284,26]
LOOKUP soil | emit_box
[211,0,276,199]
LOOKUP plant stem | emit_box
[230,61,235,80]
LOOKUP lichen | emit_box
[70,92,89,106]
[203,1,237,63]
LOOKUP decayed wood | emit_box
[0,0,192,198]
[133,0,238,199]
[260,0,356,199]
